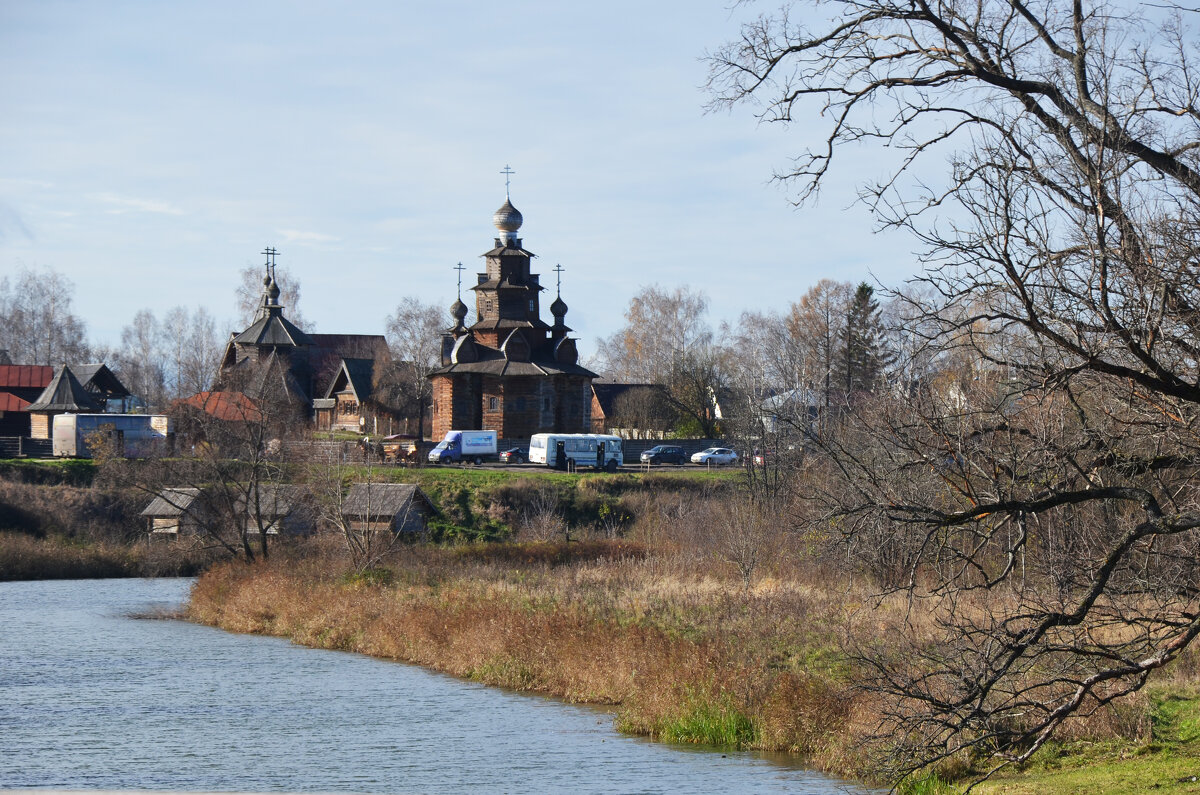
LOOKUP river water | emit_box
[0,578,875,794]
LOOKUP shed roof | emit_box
[341,483,434,518]
[236,484,308,519]
[27,365,103,412]
[140,487,202,517]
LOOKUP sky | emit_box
[0,0,916,359]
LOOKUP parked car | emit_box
[499,446,528,464]
[639,444,686,465]
[691,447,738,465]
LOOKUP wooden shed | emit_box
[340,483,435,537]
[236,484,315,537]
[140,488,206,540]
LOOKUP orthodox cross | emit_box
[454,262,466,300]
[261,247,279,281]
[553,263,564,298]
[500,164,515,199]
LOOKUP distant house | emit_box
[340,483,436,538]
[590,382,674,438]
[27,366,103,440]
[140,487,207,539]
[236,484,315,537]
[315,358,378,433]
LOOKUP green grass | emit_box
[649,691,759,749]
[967,690,1200,794]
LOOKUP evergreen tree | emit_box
[838,282,890,395]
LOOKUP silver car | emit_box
[690,447,738,465]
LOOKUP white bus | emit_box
[528,433,623,472]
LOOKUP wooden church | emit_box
[428,191,596,440]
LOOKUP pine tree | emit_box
[838,282,890,395]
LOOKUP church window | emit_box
[489,397,499,411]
[529,299,535,313]
[485,299,494,317]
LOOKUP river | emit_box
[0,578,875,793]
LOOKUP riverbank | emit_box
[188,539,1200,793]
[0,531,214,579]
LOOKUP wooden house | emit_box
[340,483,436,537]
[236,484,315,537]
[315,358,376,432]
[140,487,207,539]
[26,366,103,440]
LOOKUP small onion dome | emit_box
[450,297,468,321]
[268,280,281,302]
[263,273,272,286]
[492,198,523,235]
[550,295,568,318]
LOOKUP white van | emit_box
[528,433,623,472]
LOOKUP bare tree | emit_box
[0,266,91,365]
[598,285,728,436]
[384,297,444,440]
[712,0,1200,784]
[235,263,308,330]
[118,309,167,411]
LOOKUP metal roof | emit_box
[0,365,53,390]
[0,391,31,412]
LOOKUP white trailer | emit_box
[528,433,623,472]
[53,413,173,458]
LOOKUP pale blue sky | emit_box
[0,0,913,358]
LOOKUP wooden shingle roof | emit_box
[341,483,434,519]
[26,366,103,412]
[140,488,201,517]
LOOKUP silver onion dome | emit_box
[493,198,523,239]
[550,295,568,317]
[450,297,468,321]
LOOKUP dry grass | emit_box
[188,535,865,772]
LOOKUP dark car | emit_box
[639,444,685,465]
[499,446,527,464]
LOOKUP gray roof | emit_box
[236,484,308,519]
[140,488,202,517]
[27,365,104,412]
[324,358,375,401]
[431,356,596,379]
[232,308,311,347]
[70,363,130,398]
[341,483,434,519]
